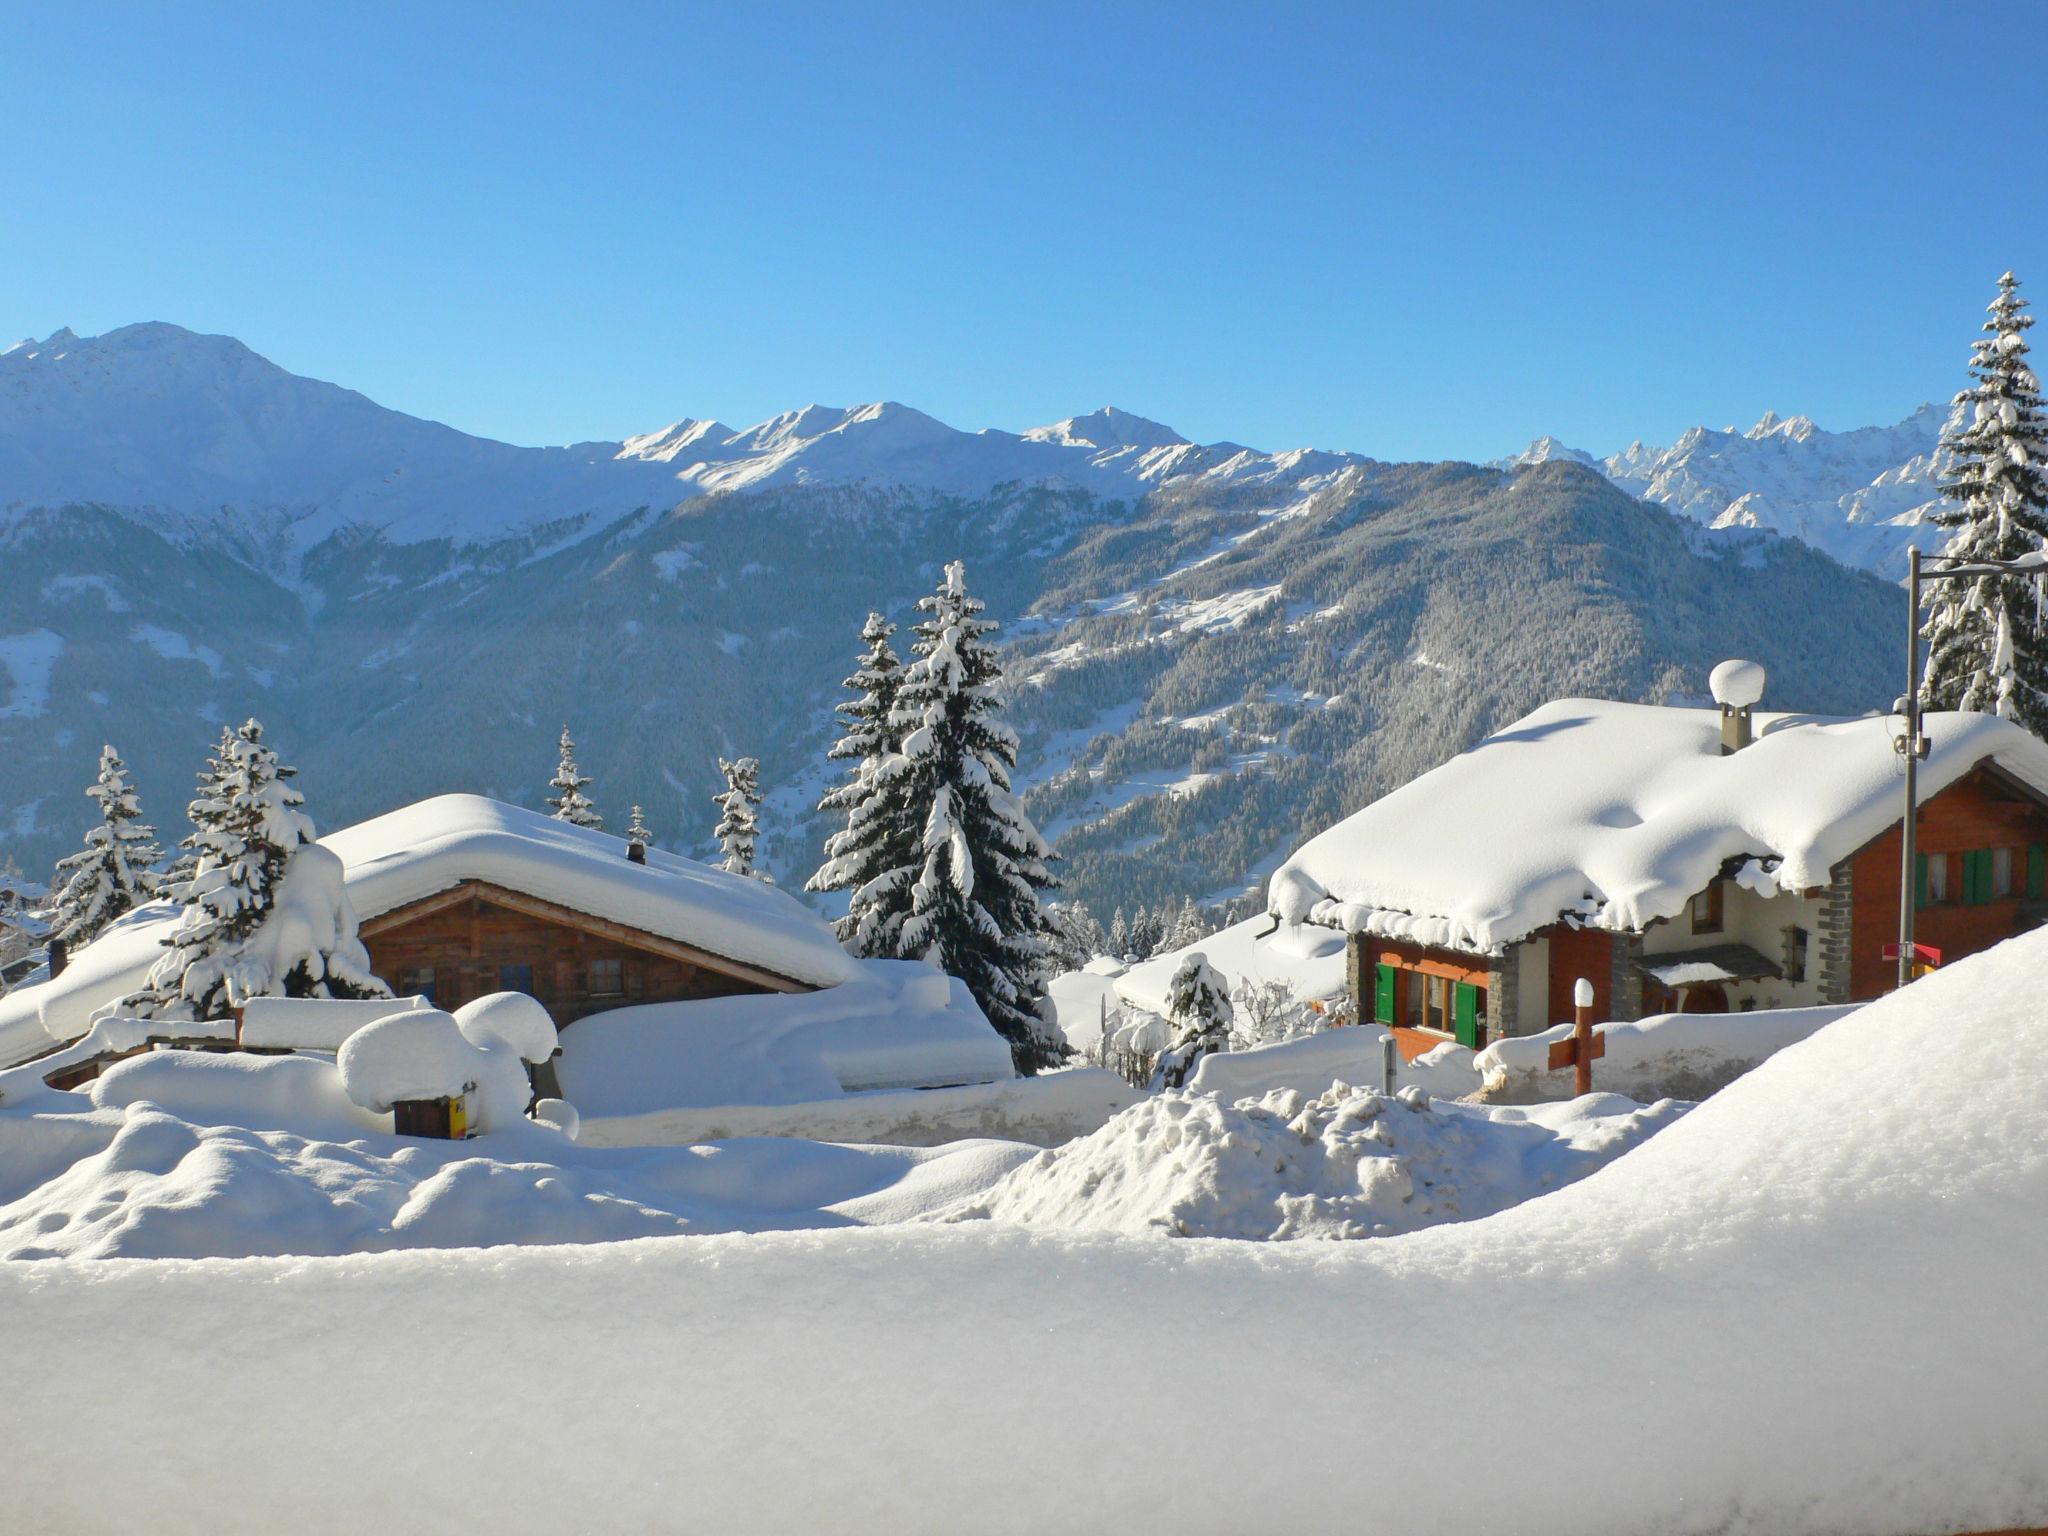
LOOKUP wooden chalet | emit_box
[1265,665,2048,1052]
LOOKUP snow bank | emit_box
[557,958,1012,1116]
[452,991,558,1064]
[1269,699,2048,952]
[577,1068,1141,1149]
[238,994,430,1051]
[1475,1002,1863,1102]
[335,1010,481,1113]
[945,1083,1679,1239]
[88,1051,389,1139]
[2,931,2045,1531]
[0,1082,1033,1260]
[1044,960,1125,1053]
[1188,1026,1484,1101]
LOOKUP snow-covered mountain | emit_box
[1502,405,1954,576]
[0,323,1908,917]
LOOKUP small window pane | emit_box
[1993,847,2014,898]
[399,967,437,1005]
[1927,856,1950,904]
[499,963,535,995]
[589,957,623,996]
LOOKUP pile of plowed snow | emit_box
[944,1082,1684,1239]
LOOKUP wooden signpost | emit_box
[1547,977,1605,1095]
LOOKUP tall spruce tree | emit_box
[163,725,235,899]
[47,744,164,947]
[548,726,603,828]
[1922,271,2048,732]
[126,719,387,1020]
[713,756,767,879]
[879,561,1063,1071]
[808,612,916,951]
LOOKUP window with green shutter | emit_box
[1915,853,1930,910]
[1453,981,1481,1049]
[1962,849,1994,906]
[2029,844,2046,901]
[1374,963,1396,1025]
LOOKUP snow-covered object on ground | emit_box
[945,1083,1682,1240]
[1475,1002,1862,1103]
[0,1057,1033,1260]
[1188,1026,1484,1102]
[0,793,859,1066]
[452,991,557,1064]
[1114,916,1346,1018]
[531,1098,579,1141]
[5,881,2046,1536]
[237,994,430,1052]
[335,1010,481,1115]
[575,1068,1140,1150]
[556,959,1012,1118]
[1268,699,2048,953]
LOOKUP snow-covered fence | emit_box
[1475,1004,1862,1103]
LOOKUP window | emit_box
[1690,882,1723,934]
[398,966,437,1004]
[1918,854,1951,907]
[1993,847,2015,899]
[1783,927,1808,985]
[498,963,535,995]
[588,957,623,997]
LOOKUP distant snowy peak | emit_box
[1024,406,1190,452]
[1513,403,1955,575]
[617,417,738,463]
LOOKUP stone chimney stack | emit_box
[1709,659,1767,755]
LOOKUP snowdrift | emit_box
[945,1083,1680,1239]
[1187,1025,1483,1101]
[1,930,2045,1532]
[1476,1002,1861,1102]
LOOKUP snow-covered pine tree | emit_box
[1109,907,1129,960]
[1922,271,2048,733]
[626,804,653,854]
[47,744,164,947]
[162,725,234,900]
[1156,951,1233,1088]
[123,719,388,1021]
[1044,900,1107,972]
[548,726,603,828]
[807,613,913,949]
[885,561,1063,1072]
[713,756,767,880]
[1165,896,1205,952]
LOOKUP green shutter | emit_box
[1915,853,1930,910]
[2028,844,2045,901]
[1963,849,1992,907]
[1453,982,1480,1049]
[1374,963,1396,1025]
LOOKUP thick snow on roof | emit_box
[557,959,1012,1116]
[0,795,857,1063]
[323,795,856,988]
[1270,700,2048,953]
[1114,916,1347,1019]
[1,929,2043,1529]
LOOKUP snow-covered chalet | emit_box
[1265,662,2048,1047]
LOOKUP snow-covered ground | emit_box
[1187,1025,1483,1101]
[2,925,2043,1531]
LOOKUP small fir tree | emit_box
[124,719,388,1020]
[713,756,767,880]
[1108,907,1129,960]
[1922,271,2048,733]
[626,804,653,854]
[47,744,164,947]
[1156,952,1234,1089]
[548,726,603,828]
[807,613,913,950]
[878,561,1063,1072]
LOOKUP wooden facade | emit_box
[357,881,807,1028]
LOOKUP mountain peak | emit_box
[1024,406,1189,452]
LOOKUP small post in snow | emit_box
[1382,1033,1397,1096]
[1547,977,1606,1095]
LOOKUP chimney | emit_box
[1708,659,1767,755]
[47,937,68,978]
[627,841,647,865]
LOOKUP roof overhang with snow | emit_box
[1268,700,2048,956]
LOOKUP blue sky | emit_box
[3,2,2042,461]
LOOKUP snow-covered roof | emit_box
[0,795,856,1066]
[1269,700,2048,955]
[321,795,855,989]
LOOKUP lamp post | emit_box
[1892,544,2048,990]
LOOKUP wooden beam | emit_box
[360,880,812,994]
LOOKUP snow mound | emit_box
[1188,1027,1484,1101]
[336,1009,480,1113]
[453,991,557,1064]
[945,1082,1683,1240]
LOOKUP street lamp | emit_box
[1892,543,2048,990]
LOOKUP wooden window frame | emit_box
[588,956,625,999]
[1690,881,1724,934]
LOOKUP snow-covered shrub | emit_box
[1155,952,1232,1088]
[548,726,602,828]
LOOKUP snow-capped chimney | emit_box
[626,840,646,865]
[1709,659,1767,754]
[46,937,68,979]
